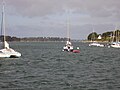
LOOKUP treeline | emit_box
[20,37,67,42]
[87,30,120,42]
[0,35,20,42]
[0,36,67,42]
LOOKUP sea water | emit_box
[0,42,120,90]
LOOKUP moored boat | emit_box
[0,2,21,58]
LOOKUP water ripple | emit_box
[0,42,120,90]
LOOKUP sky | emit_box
[0,0,120,40]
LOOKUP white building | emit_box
[98,35,102,39]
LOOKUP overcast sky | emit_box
[0,0,120,39]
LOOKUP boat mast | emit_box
[117,30,120,42]
[111,25,117,43]
[1,2,6,48]
[112,31,115,42]
[118,30,120,42]
[67,10,70,42]
[115,25,117,42]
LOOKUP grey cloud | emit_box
[1,0,120,18]
[1,0,120,39]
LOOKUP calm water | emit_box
[0,42,120,90]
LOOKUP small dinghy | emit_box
[72,50,80,53]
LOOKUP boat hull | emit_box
[110,42,120,48]
[89,42,104,47]
[0,48,21,58]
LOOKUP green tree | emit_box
[88,32,98,41]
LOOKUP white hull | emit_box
[111,42,120,48]
[63,41,73,52]
[89,42,104,47]
[111,45,120,48]
[0,53,10,58]
[63,45,73,52]
[0,48,21,58]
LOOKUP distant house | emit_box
[98,35,102,39]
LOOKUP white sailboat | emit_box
[0,2,21,58]
[110,29,120,48]
[63,12,73,52]
[63,39,74,52]
[89,25,104,47]
[63,11,80,53]
[111,42,120,48]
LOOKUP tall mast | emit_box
[118,30,120,42]
[1,2,6,48]
[117,30,119,42]
[115,25,117,42]
[66,10,70,41]
[111,25,117,42]
[112,31,115,42]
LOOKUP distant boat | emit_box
[0,2,21,58]
[63,36,80,53]
[63,39,74,52]
[63,11,80,53]
[89,41,104,47]
[111,42,120,48]
[110,29,120,48]
[89,25,104,47]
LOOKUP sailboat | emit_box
[0,2,21,58]
[62,11,80,53]
[63,38,74,52]
[110,29,120,48]
[89,25,104,47]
